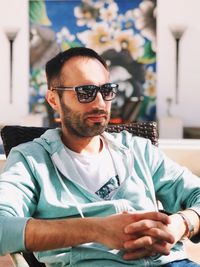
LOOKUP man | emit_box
[0,47,200,267]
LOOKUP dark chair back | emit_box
[1,122,158,157]
[0,121,158,267]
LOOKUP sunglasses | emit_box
[51,83,118,103]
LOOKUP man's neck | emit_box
[61,128,103,155]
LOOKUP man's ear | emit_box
[46,90,60,112]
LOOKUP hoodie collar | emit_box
[33,128,129,156]
[33,128,64,155]
[102,131,130,151]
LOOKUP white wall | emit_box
[0,0,29,125]
[157,0,200,128]
[0,0,200,130]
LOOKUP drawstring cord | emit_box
[52,159,84,218]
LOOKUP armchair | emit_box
[0,122,158,267]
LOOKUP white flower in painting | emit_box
[30,86,35,96]
[145,66,156,83]
[114,29,145,60]
[109,20,122,32]
[119,81,134,98]
[110,66,134,106]
[56,27,75,44]
[77,22,114,54]
[100,2,118,22]
[39,84,48,96]
[35,69,46,85]
[74,0,103,27]
[143,82,156,98]
[119,11,135,30]
[132,0,157,51]
[110,65,132,83]
[143,66,156,98]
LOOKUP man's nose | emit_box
[93,91,106,108]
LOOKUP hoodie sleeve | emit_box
[0,148,39,255]
[146,141,200,216]
[0,216,30,255]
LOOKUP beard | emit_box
[60,101,110,137]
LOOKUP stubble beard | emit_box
[61,102,110,137]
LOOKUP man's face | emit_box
[56,57,112,137]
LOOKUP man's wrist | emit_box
[177,212,194,239]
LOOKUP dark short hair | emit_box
[45,47,108,89]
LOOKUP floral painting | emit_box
[29,0,157,123]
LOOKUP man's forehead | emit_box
[62,56,101,67]
[61,57,108,75]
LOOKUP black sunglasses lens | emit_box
[100,83,118,100]
[76,85,97,103]
[75,83,118,103]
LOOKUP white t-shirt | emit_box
[64,138,123,199]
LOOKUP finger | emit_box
[146,241,171,256]
[124,219,175,243]
[143,228,175,244]
[124,235,156,250]
[124,237,171,257]
[125,219,167,234]
[130,211,171,225]
[123,248,155,260]
[125,219,158,233]
[125,220,175,244]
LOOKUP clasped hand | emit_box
[96,211,184,260]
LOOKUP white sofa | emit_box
[159,139,200,176]
[1,138,200,175]
[0,155,5,171]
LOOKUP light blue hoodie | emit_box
[0,129,200,266]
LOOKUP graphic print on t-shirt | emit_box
[95,175,120,199]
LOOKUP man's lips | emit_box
[86,114,107,122]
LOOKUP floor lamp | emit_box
[4,27,19,104]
